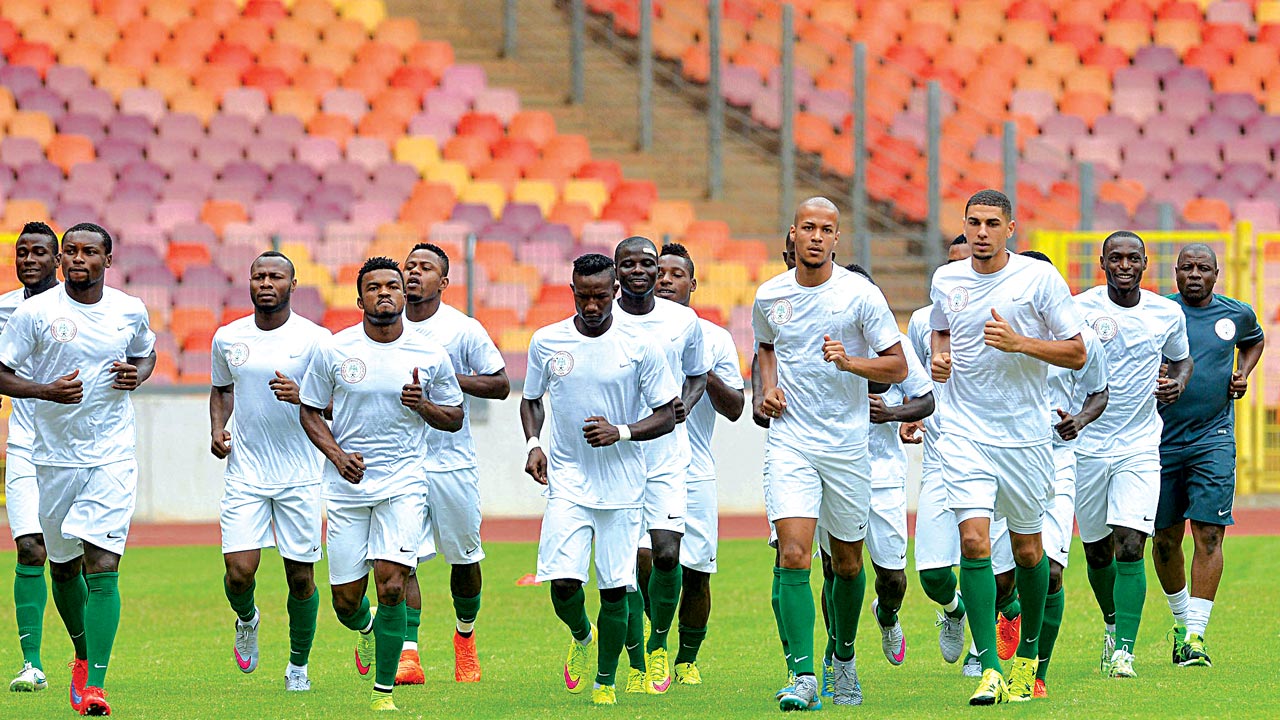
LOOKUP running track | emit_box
[4,510,1279,550]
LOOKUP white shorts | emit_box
[643,455,688,535]
[915,468,1015,574]
[5,449,40,539]
[220,480,323,563]
[327,492,428,585]
[536,497,641,591]
[421,466,484,565]
[1043,446,1078,567]
[938,434,1053,535]
[1075,449,1160,543]
[37,460,138,563]
[764,443,871,543]
[679,478,717,573]
[866,485,907,570]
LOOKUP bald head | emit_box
[1101,230,1145,256]
[1176,243,1218,268]
[614,235,657,263]
[793,196,840,227]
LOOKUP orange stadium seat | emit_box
[509,111,557,150]
[1182,197,1232,230]
[46,134,96,173]
[548,202,594,237]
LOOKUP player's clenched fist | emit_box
[931,352,952,383]
[269,370,300,404]
[582,416,621,447]
[1229,370,1248,400]
[525,446,548,485]
[210,429,232,459]
[333,450,365,483]
[1053,408,1083,441]
[109,362,141,390]
[400,367,423,411]
[1155,375,1185,404]
[43,369,83,404]
[761,387,786,419]
[983,308,1024,353]
[821,334,856,372]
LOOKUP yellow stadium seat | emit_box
[562,179,609,216]
[1261,0,1280,25]
[278,242,314,264]
[702,261,750,288]
[425,160,471,195]
[6,111,55,148]
[460,180,507,218]
[511,180,557,216]
[394,136,441,175]
[498,327,535,354]
[339,0,385,32]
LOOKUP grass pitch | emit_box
[0,536,1276,719]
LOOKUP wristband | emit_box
[617,424,632,442]
[526,436,541,452]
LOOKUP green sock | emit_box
[373,601,406,689]
[453,592,481,636]
[625,590,646,670]
[52,574,89,660]
[821,575,835,663]
[1114,560,1146,655]
[875,599,898,627]
[85,573,121,688]
[831,568,866,662]
[14,563,46,670]
[1087,558,1118,625]
[777,567,815,675]
[919,567,966,618]
[550,586,591,642]
[337,595,373,633]
[1014,555,1049,660]
[594,595,627,686]
[674,624,707,665]
[287,589,319,667]
[771,567,790,670]
[224,578,256,623]
[1036,589,1065,681]
[998,595,1021,621]
[645,564,682,652]
[404,605,421,643]
[959,557,1002,673]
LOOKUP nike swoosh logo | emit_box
[18,634,29,640]
[399,547,414,553]
[625,643,639,650]
[842,641,854,647]
[1121,638,1134,644]
[71,632,84,639]
[618,362,630,368]
[794,656,809,663]
[106,532,123,539]
[465,545,480,555]
[93,664,107,669]
[976,649,988,657]
[235,648,254,671]
[1218,508,1231,517]
[355,649,372,676]
[564,667,580,690]
[667,514,682,520]
[1025,635,1038,643]
[1142,516,1153,522]
[309,546,320,552]
[654,627,668,634]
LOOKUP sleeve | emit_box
[898,336,934,398]
[299,341,335,409]
[1236,302,1265,348]
[751,292,776,345]
[466,320,506,375]
[928,276,951,332]
[523,333,548,400]
[860,286,903,353]
[681,314,711,376]
[712,332,744,390]
[0,305,38,371]
[638,338,680,410]
[1163,306,1191,362]
[126,301,157,358]
[210,329,232,387]
[1078,332,1109,395]
[1036,269,1084,340]
[424,351,464,406]
[907,313,931,367]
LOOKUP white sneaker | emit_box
[8,662,47,692]
[872,599,906,666]
[936,610,966,664]
[285,664,311,692]
[831,655,863,706]
[234,609,260,674]
[1109,649,1136,679]
[1100,629,1117,673]
[961,651,982,677]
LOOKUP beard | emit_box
[365,307,402,326]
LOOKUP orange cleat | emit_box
[79,685,111,716]
[68,659,88,712]
[1032,678,1047,699]
[454,631,481,682]
[395,649,425,686]
[996,614,1021,661]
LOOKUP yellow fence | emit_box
[1031,223,1279,494]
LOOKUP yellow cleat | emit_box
[644,648,672,694]
[625,668,646,693]
[564,625,595,694]
[1005,657,1037,702]
[592,684,617,705]
[370,690,398,711]
[674,661,702,685]
[969,668,1009,706]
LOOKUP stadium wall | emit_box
[131,392,923,522]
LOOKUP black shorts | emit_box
[1156,442,1236,530]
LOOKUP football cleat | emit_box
[644,647,671,694]
[285,665,310,692]
[370,690,398,711]
[969,668,1009,706]
[9,662,46,692]
[394,649,424,685]
[674,661,702,685]
[1108,649,1137,678]
[778,674,822,712]
[453,631,482,682]
[625,668,646,693]
[79,685,111,716]
[563,625,594,694]
[936,611,966,664]
[996,613,1020,662]
[1177,634,1212,668]
[1005,657,1037,702]
[592,684,617,705]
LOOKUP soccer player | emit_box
[612,236,710,694]
[299,257,464,712]
[0,222,157,716]
[653,243,745,685]
[1019,250,1109,697]
[1,221,61,693]
[1073,231,1192,679]
[929,190,1086,704]
[521,253,680,706]
[1152,243,1264,667]
[755,197,908,710]
[398,243,509,685]
[209,251,330,691]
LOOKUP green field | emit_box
[0,537,1276,719]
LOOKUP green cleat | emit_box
[1168,624,1189,665]
[370,689,398,711]
[1175,633,1212,668]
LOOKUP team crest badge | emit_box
[1093,316,1119,342]
[227,342,250,367]
[947,287,969,312]
[769,299,793,325]
[550,350,574,377]
[49,318,77,343]
[1215,318,1236,341]
[339,357,367,383]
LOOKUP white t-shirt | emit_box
[612,297,710,473]
[687,318,743,481]
[0,287,45,453]
[753,266,902,451]
[406,303,505,471]
[300,323,463,501]
[1073,286,1190,456]
[869,333,933,489]
[0,285,155,467]
[907,305,946,442]
[929,252,1083,447]
[1046,324,1109,448]
[524,317,679,509]
[211,313,331,487]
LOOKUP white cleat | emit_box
[961,651,982,677]
[872,600,906,666]
[285,664,311,692]
[1109,649,1137,679]
[9,662,47,692]
[936,610,966,664]
[234,609,260,674]
[831,655,863,706]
